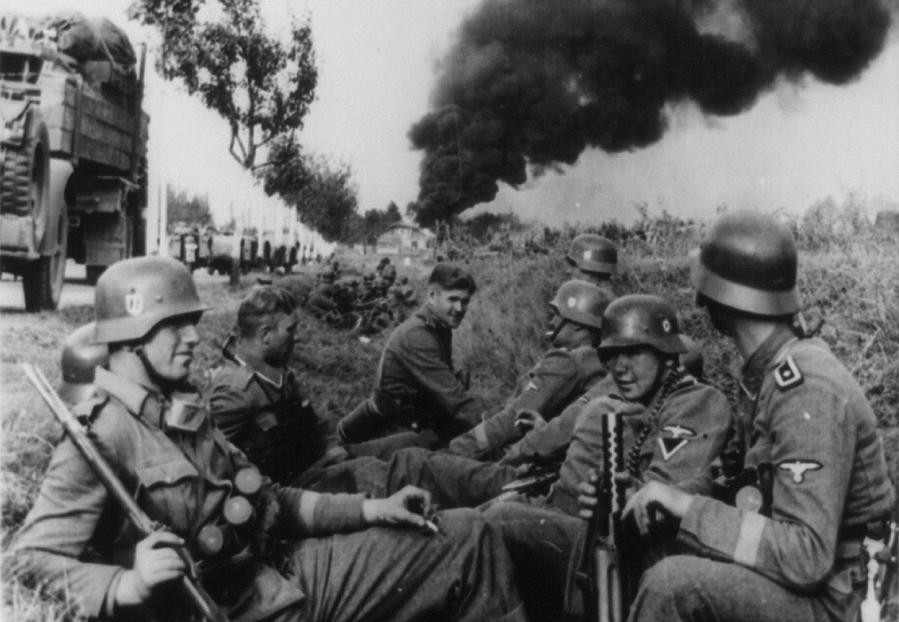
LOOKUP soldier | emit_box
[536,294,733,516]
[13,256,527,622]
[447,279,613,461]
[337,263,483,454]
[498,335,707,468]
[358,273,377,303]
[389,275,417,321]
[375,256,391,277]
[58,322,108,406]
[479,294,732,618]
[379,264,398,294]
[308,269,337,315]
[208,286,346,485]
[613,211,894,622]
[566,233,618,290]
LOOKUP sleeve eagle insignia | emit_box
[774,356,803,390]
[658,424,696,460]
[778,459,822,483]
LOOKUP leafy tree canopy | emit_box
[261,135,358,242]
[130,0,318,170]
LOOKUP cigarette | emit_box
[424,519,440,534]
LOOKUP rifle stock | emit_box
[22,363,230,622]
[574,408,626,622]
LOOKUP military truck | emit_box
[0,14,148,310]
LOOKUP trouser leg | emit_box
[300,448,517,509]
[447,406,518,460]
[288,508,528,622]
[627,555,832,622]
[345,430,439,459]
[480,500,587,621]
[382,447,518,508]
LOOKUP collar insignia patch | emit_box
[774,356,803,391]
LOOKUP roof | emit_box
[379,222,435,237]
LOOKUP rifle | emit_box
[22,363,230,622]
[574,408,626,622]
[874,502,898,619]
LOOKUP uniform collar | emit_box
[94,367,164,426]
[739,324,796,398]
[416,304,450,330]
[230,352,285,389]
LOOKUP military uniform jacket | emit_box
[548,373,733,516]
[14,368,367,621]
[499,375,618,466]
[373,304,482,428]
[208,359,339,485]
[447,345,606,460]
[676,327,894,617]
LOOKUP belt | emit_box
[835,524,868,560]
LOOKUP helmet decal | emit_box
[125,291,144,316]
[567,296,578,308]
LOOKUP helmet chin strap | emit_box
[132,345,186,394]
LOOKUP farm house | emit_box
[376,223,436,256]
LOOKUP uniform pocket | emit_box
[137,458,198,489]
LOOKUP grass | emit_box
[2,208,898,620]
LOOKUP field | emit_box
[2,210,898,620]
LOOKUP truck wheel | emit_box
[24,199,68,312]
[86,265,105,285]
[15,118,60,312]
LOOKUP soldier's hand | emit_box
[623,480,694,536]
[116,531,187,606]
[576,469,600,520]
[363,485,434,529]
[514,409,547,434]
[614,470,642,502]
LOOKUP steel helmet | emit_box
[597,294,687,355]
[549,280,613,330]
[692,210,800,316]
[566,234,617,276]
[59,322,109,405]
[94,256,208,344]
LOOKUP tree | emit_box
[166,186,213,228]
[295,156,358,242]
[128,0,203,80]
[131,0,318,170]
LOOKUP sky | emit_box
[10,0,899,227]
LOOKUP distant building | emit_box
[376,223,436,256]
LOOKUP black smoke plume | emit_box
[409,0,892,226]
